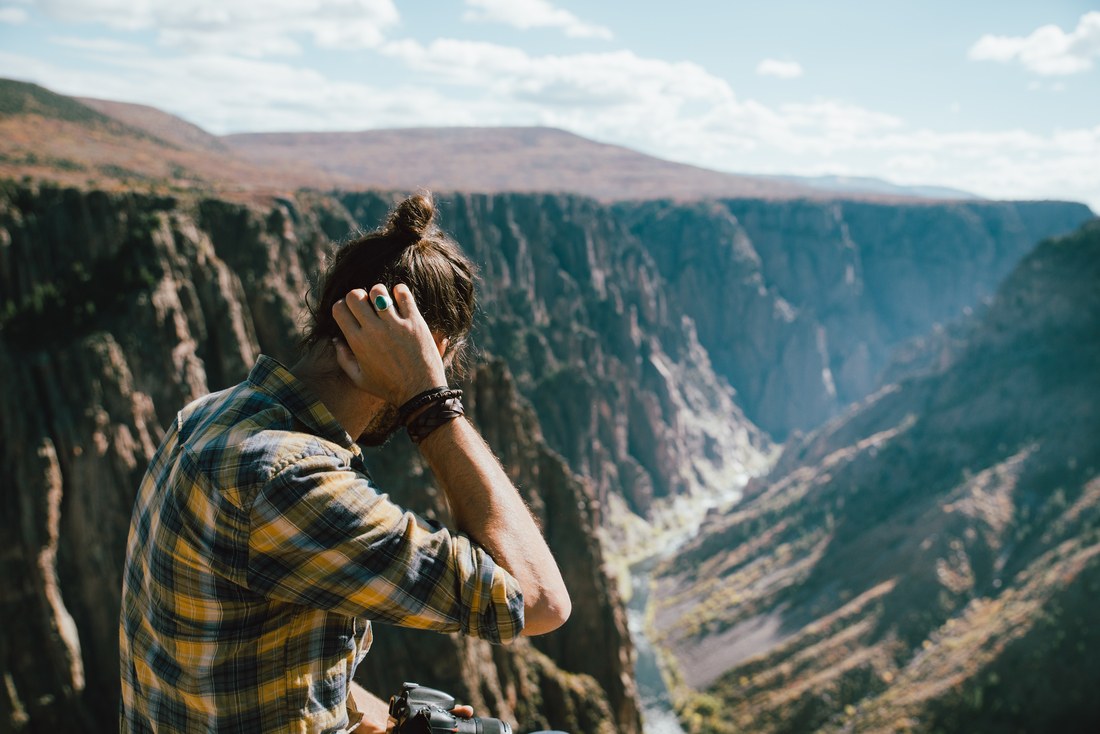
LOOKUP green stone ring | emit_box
[374,294,392,312]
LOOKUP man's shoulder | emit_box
[175,381,353,502]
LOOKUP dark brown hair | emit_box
[301,192,476,375]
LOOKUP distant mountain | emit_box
[652,220,1100,733]
[764,173,982,200]
[223,126,818,201]
[0,78,123,127]
[0,78,315,194]
[77,96,229,153]
[0,77,994,204]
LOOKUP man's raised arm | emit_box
[332,283,571,636]
[417,408,571,636]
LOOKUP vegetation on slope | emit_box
[656,220,1100,733]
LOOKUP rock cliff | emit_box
[0,185,258,730]
[653,220,1100,733]
[1,178,1092,733]
[622,198,1094,437]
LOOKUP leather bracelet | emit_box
[407,396,465,444]
[397,387,463,426]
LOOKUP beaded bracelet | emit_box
[397,387,464,426]
[407,396,465,444]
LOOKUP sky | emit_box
[1,0,1098,209]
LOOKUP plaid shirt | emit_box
[120,356,524,733]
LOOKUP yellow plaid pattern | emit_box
[120,356,524,733]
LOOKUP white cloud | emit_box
[49,35,148,54]
[885,153,938,175]
[4,9,1097,212]
[969,11,1100,75]
[462,0,612,40]
[775,100,900,138]
[0,6,29,23]
[33,0,401,55]
[779,125,1100,209]
[380,39,732,109]
[755,58,803,79]
[1,46,497,134]
[372,37,1100,209]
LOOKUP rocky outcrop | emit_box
[622,198,1094,437]
[0,185,257,729]
[652,220,1100,733]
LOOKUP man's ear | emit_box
[332,338,365,384]
[433,333,450,361]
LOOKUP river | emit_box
[627,554,686,734]
[609,465,762,733]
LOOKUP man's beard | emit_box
[357,403,402,447]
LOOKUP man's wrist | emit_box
[406,394,465,444]
[397,387,460,425]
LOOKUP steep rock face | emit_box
[652,221,1100,733]
[622,198,1094,437]
[1,336,191,727]
[0,185,651,733]
[0,186,259,729]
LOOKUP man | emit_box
[119,193,571,733]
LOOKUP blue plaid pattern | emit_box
[120,356,524,733]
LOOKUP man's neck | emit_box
[290,348,380,441]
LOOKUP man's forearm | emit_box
[418,416,571,635]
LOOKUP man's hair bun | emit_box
[388,191,436,239]
[301,188,477,375]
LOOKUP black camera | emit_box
[389,682,513,734]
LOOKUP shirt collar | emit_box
[246,355,358,452]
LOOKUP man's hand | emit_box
[347,683,474,734]
[332,284,448,405]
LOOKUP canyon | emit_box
[1,78,1096,733]
[653,221,1100,733]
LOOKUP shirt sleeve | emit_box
[244,451,524,644]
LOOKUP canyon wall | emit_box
[0,181,1090,733]
[654,221,1100,733]
[622,198,1093,437]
